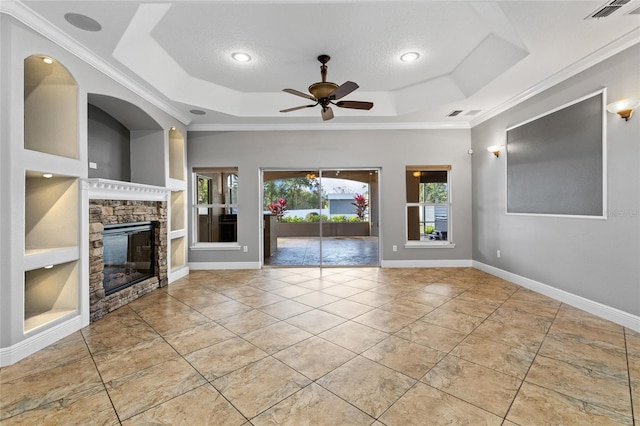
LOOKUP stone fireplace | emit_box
[86,179,169,322]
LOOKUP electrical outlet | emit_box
[392,245,397,252]
[497,250,501,258]
[243,246,248,253]
[89,162,97,169]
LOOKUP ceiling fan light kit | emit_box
[280,55,374,121]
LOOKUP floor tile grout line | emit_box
[373,281,513,422]
[110,299,249,423]
[80,308,136,425]
[498,295,563,424]
[132,295,257,424]
[623,328,636,423]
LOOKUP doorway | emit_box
[262,168,380,267]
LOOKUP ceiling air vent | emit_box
[586,0,631,19]
[447,110,463,117]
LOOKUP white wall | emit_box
[471,44,640,318]
[187,129,473,266]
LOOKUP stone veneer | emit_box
[89,200,168,322]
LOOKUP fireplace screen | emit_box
[102,222,155,296]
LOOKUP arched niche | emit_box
[24,55,78,159]
[88,94,165,186]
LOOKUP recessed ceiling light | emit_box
[190,109,206,115]
[42,57,53,64]
[400,52,420,62]
[42,173,53,178]
[64,12,102,32]
[232,52,251,62]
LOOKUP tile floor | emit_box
[1,267,638,425]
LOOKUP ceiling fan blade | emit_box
[280,104,317,113]
[335,100,374,110]
[283,88,316,101]
[321,106,334,121]
[329,81,359,100]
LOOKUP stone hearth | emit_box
[85,179,169,322]
[89,200,167,322]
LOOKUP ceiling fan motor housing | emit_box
[308,82,339,101]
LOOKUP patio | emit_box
[265,237,379,267]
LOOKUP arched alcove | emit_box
[24,55,78,159]
[87,93,165,186]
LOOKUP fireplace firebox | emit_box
[102,222,155,296]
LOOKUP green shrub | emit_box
[280,216,303,223]
[305,212,320,222]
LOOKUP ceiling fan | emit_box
[280,55,374,121]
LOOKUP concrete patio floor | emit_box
[265,237,379,267]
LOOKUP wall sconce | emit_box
[305,172,316,180]
[607,98,640,121]
[487,145,502,158]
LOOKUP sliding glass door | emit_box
[263,170,321,266]
[262,168,379,267]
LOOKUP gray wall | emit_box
[471,44,640,316]
[187,129,473,264]
[88,104,131,181]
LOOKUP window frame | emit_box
[404,165,455,248]
[191,167,241,250]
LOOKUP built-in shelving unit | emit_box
[22,55,82,337]
[3,29,191,368]
[168,128,188,278]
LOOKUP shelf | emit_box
[170,190,185,232]
[24,260,79,333]
[24,309,78,333]
[170,229,186,240]
[25,246,79,271]
[166,178,187,192]
[25,174,79,252]
[24,55,78,159]
[170,236,186,271]
[168,128,185,181]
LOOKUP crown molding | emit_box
[1,1,191,125]
[187,121,470,132]
[470,27,640,128]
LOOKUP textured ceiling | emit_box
[10,0,640,129]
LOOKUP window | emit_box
[193,167,238,244]
[406,166,451,244]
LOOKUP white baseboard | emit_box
[168,265,190,283]
[188,261,261,270]
[0,316,83,367]
[381,259,473,268]
[473,261,640,333]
